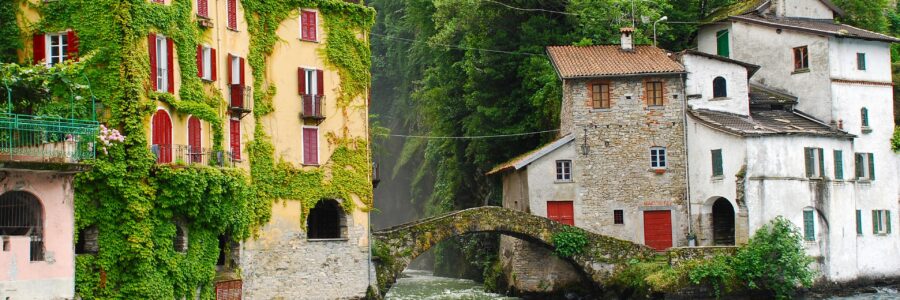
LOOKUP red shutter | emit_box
[316,69,324,96]
[303,127,318,165]
[226,54,233,85]
[239,57,245,86]
[152,110,173,163]
[196,45,203,78]
[197,0,208,17]
[230,119,241,160]
[310,12,317,41]
[167,38,174,94]
[67,30,79,60]
[148,34,157,91]
[298,68,306,95]
[33,34,45,65]
[188,117,202,163]
[210,48,217,81]
[227,0,237,30]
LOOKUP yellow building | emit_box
[10,0,374,298]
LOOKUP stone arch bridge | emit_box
[371,206,656,296]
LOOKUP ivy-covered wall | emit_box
[1,0,374,298]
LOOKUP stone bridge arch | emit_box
[371,206,655,296]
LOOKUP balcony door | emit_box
[152,110,172,163]
[188,117,202,163]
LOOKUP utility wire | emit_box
[477,0,731,25]
[376,129,560,139]
[369,32,544,56]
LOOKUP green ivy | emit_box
[0,0,21,63]
[892,125,899,152]
[551,225,588,258]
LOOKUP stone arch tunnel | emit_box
[370,206,656,296]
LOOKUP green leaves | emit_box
[552,225,588,257]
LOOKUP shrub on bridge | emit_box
[552,226,588,258]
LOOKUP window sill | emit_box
[646,106,665,110]
[792,68,810,75]
[710,97,730,101]
[300,38,320,43]
[227,27,240,32]
[711,175,724,181]
[307,238,349,242]
[861,127,872,134]
[554,180,574,184]
[590,108,611,112]
[857,179,872,184]
[302,163,321,167]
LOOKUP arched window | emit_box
[174,222,188,253]
[0,191,44,261]
[713,77,727,98]
[306,199,346,239]
[75,225,99,254]
[151,109,173,163]
[861,107,869,128]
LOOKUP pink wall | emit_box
[0,171,75,282]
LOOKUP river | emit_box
[386,269,900,300]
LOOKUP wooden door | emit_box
[643,210,672,251]
[151,110,172,163]
[547,201,574,226]
[188,117,201,163]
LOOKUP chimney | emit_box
[620,27,635,52]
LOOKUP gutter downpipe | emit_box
[681,72,694,244]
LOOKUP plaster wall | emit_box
[771,0,835,19]
[683,54,751,115]
[828,39,892,83]
[525,142,577,222]
[697,24,730,57]
[0,171,76,300]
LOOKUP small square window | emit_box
[646,81,664,106]
[855,152,875,180]
[555,160,572,182]
[804,147,824,178]
[872,210,891,235]
[650,147,666,169]
[793,46,809,70]
[613,210,624,225]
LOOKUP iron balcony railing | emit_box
[300,94,325,120]
[230,85,252,119]
[150,144,238,167]
[0,113,98,163]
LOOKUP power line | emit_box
[375,129,560,139]
[479,0,579,16]
[369,32,544,56]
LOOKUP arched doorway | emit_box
[0,191,44,261]
[152,109,173,163]
[306,199,346,239]
[712,198,735,245]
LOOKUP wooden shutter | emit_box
[67,30,79,60]
[303,127,318,165]
[230,119,241,160]
[188,117,202,163]
[227,0,236,29]
[873,210,879,234]
[316,69,324,96]
[856,210,862,235]
[151,111,172,163]
[239,57,245,86]
[803,210,814,241]
[887,210,892,234]
[817,148,824,178]
[33,34,45,64]
[166,38,174,94]
[226,54,233,85]
[867,153,875,180]
[855,153,864,178]
[198,0,208,17]
[716,30,729,57]
[711,149,723,176]
[833,150,843,180]
[298,68,306,94]
[148,34,157,91]
[210,48,217,81]
[310,12,317,41]
[196,45,203,78]
[804,148,814,177]
[793,48,802,69]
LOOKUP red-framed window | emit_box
[148,33,174,93]
[300,10,317,41]
[196,45,217,81]
[33,31,79,65]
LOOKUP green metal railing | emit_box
[0,75,99,163]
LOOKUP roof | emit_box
[704,0,844,23]
[688,108,854,138]
[675,50,761,77]
[731,14,900,43]
[546,45,685,79]
[486,134,574,175]
[749,83,798,106]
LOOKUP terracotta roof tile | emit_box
[547,45,685,79]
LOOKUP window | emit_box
[227,54,245,108]
[230,118,241,160]
[75,225,99,254]
[555,160,572,182]
[188,117,202,163]
[793,46,809,70]
[0,192,44,261]
[860,107,869,128]
[307,199,346,239]
[300,10,318,41]
[197,0,208,17]
[716,30,729,57]
[591,82,610,109]
[711,149,723,177]
[149,34,173,93]
[803,208,815,241]
[614,210,624,225]
[872,210,892,235]
[34,31,78,66]
[156,35,168,92]
[857,53,866,70]
[46,33,68,66]
[646,81,664,106]
[855,153,875,180]
[804,147,824,178]
[197,45,216,80]
[151,110,173,163]
[712,77,727,98]
[174,222,188,253]
[226,0,237,30]
[299,68,318,95]
[856,210,863,236]
[650,147,667,169]
[303,127,319,165]
[833,150,843,180]
[230,55,241,85]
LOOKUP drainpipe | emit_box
[680,72,694,244]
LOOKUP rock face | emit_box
[371,206,656,296]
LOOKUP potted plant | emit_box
[686,232,697,247]
[653,168,666,175]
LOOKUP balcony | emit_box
[300,94,325,121]
[229,85,252,119]
[0,113,98,168]
[150,144,238,167]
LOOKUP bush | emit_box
[687,254,735,298]
[731,216,815,299]
[552,226,588,257]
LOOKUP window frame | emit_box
[300,10,318,42]
[156,35,168,92]
[860,107,870,129]
[650,147,667,169]
[613,209,624,225]
[302,125,320,165]
[226,0,238,31]
[303,68,318,95]
[46,33,68,66]
[856,53,866,71]
[803,208,815,241]
[555,160,572,182]
[872,210,891,235]
[855,152,875,181]
[201,46,212,80]
[833,150,843,180]
[646,81,664,106]
[590,81,611,109]
[804,147,824,178]
[793,46,809,71]
[712,76,727,98]
[711,149,724,177]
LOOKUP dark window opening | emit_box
[712,198,735,245]
[0,191,44,261]
[75,225,99,254]
[307,200,346,239]
[857,53,866,70]
[712,77,727,98]
[613,210,624,225]
[861,107,869,128]
[216,234,229,266]
[174,222,188,253]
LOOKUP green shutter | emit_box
[855,153,864,179]
[887,210,892,234]
[818,148,825,178]
[717,30,730,57]
[804,210,815,241]
[856,209,862,235]
[868,153,875,180]
[712,149,723,176]
[857,53,866,70]
[804,148,814,177]
[834,150,843,180]
[873,210,879,234]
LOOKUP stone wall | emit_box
[564,76,689,247]
[666,246,738,267]
[498,237,584,293]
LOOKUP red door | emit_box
[230,119,241,160]
[302,127,318,165]
[547,201,574,226]
[151,110,172,163]
[643,210,672,251]
[188,117,201,163]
